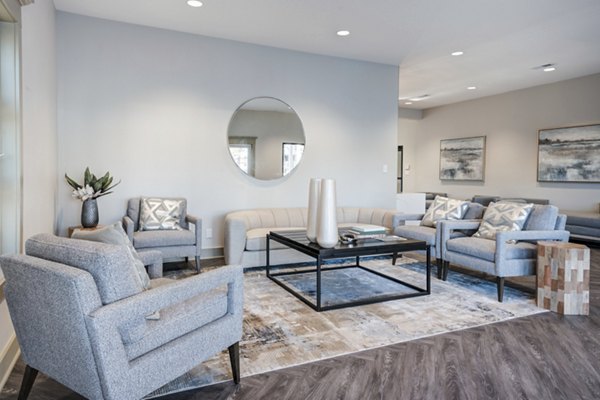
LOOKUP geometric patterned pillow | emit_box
[420,196,469,227]
[473,201,534,240]
[139,197,183,231]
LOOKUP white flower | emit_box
[72,185,95,201]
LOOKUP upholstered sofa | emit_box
[224,207,400,267]
[563,209,600,244]
[471,195,550,206]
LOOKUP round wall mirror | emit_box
[227,97,305,180]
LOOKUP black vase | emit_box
[81,198,99,228]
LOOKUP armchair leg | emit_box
[436,258,442,279]
[195,256,201,273]
[392,252,397,265]
[18,365,38,400]
[442,261,449,281]
[496,277,505,302]
[228,342,241,384]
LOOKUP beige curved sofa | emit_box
[224,207,400,268]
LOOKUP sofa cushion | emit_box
[421,196,468,227]
[72,222,151,290]
[463,202,486,220]
[123,286,228,360]
[395,225,465,246]
[133,229,195,249]
[474,201,533,240]
[523,205,559,231]
[565,212,600,229]
[446,237,537,262]
[394,225,437,245]
[246,227,305,251]
[25,234,144,305]
[139,197,184,231]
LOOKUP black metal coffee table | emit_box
[266,230,430,311]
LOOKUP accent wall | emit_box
[56,12,399,253]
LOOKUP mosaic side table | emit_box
[537,241,590,315]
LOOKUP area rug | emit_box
[148,257,546,397]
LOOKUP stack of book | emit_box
[346,225,388,239]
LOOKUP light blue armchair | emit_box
[392,201,486,278]
[439,204,569,301]
[1,234,243,400]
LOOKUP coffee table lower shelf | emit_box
[268,263,430,311]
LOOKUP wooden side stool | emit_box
[537,241,590,315]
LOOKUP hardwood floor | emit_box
[2,249,599,400]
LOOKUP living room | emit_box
[1,0,599,399]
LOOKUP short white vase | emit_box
[316,179,338,248]
[306,178,322,242]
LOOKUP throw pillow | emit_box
[139,197,183,231]
[473,201,534,240]
[421,196,469,227]
[72,222,151,289]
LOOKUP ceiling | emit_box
[53,0,600,110]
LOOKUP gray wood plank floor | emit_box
[2,249,599,400]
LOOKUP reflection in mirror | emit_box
[228,97,305,180]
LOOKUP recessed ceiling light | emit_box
[467,86,477,90]
[408,94,430,102]
[451,51,464,56]
[336,30,350,37]
[404,102,413,105]
[533,63,557,72]
[187,0,203,7]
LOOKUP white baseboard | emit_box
[202,247,224,259]
[0,334,20,392]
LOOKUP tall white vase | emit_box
[306,178,322,242]
[317,179,338,248]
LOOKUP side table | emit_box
[537,241,590,315]
[68,225,104,238]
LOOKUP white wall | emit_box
[56,13,399,253]
[399,73,600,212]
[22,0,57,240]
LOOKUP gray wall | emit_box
[399,73,600,212]
[56,12,399,251]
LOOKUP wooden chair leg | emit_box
[497,277,505,302]
[18,365,38,400]
[228,342,240,384]
[195,256,201,273]
[436,258,442,279]
[392,252,397,265]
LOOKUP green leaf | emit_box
[65,174,82,190]
[84,167,92,186]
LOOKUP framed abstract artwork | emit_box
[439,136,486,181]
[537,124,600,183]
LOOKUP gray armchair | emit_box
[0,234,243,400]
[123,197,202,272]
[439,204,569,301]
[392,202,486,278]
